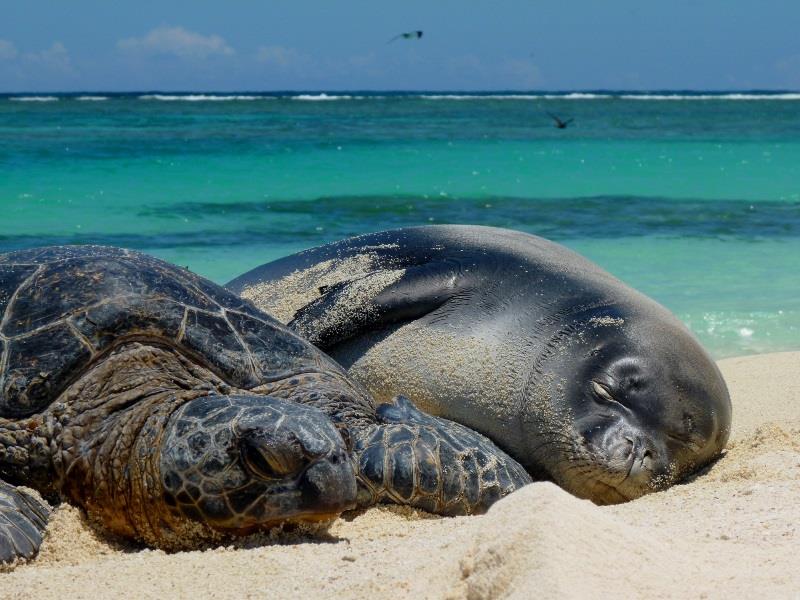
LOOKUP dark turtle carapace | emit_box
[0,246,530,564]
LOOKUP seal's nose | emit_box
[627,439,655,479]
[628,449,653,479]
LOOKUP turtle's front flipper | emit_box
[353,396,532,515]
[0,480,51,564]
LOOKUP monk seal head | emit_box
[521,305,732,505]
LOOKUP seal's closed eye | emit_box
[591,381,619,405]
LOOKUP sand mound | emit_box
[1,352,799,599]
[454,483,693,599]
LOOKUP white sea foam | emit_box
[421,93,613,100]
[621,93,800,100]
[418,92,800,100]
[12,92,799,104]
[401,92,800,101]
[290,93,357,101]
[138,94,271,101]
[543,93,613,99]
[131,91,800,102]
[9,96,59,102]
[421,94,535,100]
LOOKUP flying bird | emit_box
[547,112,574,129]
[388,30,423,43]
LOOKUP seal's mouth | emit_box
[555,449,659,505]
[567,385,668,504]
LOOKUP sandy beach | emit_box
[2,351,798,599]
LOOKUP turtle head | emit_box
[155,394,356,544]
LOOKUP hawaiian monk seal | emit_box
[227,225,732,504]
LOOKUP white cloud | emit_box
[118,26,234,59]
[0,39,18,60]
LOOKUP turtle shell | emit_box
[0,246,337,419]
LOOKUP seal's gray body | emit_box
[228,225,732,504]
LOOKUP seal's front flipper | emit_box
[353,396,532,515]
[0,480,51,564]
[290,260,472,350]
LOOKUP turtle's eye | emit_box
[239,435,305,479]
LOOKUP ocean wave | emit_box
[543,93,613,99]
[417,92,800,100]
[76,96,109,101]
[621,93,800,100]
[290,93,359,101]
[421,94,536,100]
[421,93,613,100]
[9,96,59,102]
[138,94,272,101]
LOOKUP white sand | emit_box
[2,352,798,599]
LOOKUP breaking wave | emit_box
[620,93,800,100]
[138,94,272,101]
[9,96,59,102]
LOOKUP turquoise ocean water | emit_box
[2,91,799,358]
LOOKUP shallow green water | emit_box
[2,92,799,357]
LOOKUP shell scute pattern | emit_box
[2,323,92,417]
[181,309,256,388]
[71,296,186,352]
[226,310,330,381]
[2,257,207,338]
[191,276,270,321]
[128,256,220,313]
[0,246,331,420]
[0,265,38,320]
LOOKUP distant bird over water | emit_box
[547,112,574,129]
[388,30,423,43]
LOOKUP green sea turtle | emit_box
[0,245,530,564]
[227,225,732,505]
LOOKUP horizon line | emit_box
[2,88,800,95]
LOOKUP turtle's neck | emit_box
[252,368,375,430]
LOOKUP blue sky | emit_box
[1,0,799,91]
